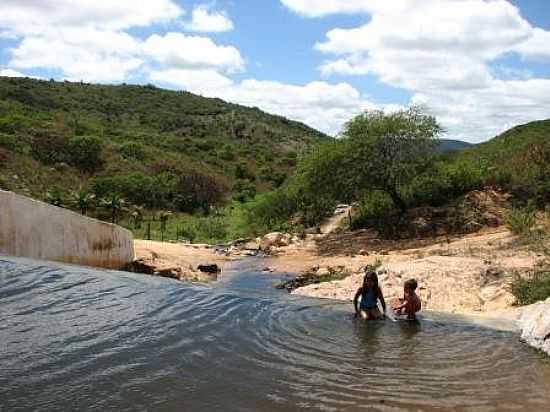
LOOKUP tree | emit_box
[129,205,144,229]
[45,187,65,207]
[70,190,95,215]
[101,194,126,224]
[67,136,104,174]
[342,107,442,213]
[158,211,172,241]
[173,171,226,214]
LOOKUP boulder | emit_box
[197,264,220,273]
[519,298,550,355]
[260,232,291,251]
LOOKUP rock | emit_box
[358,249,369,256]
[316,267,330,276]
[130,259,155,275]
[483,212,500,227]
[154,266,181,279]
[197,264,220,273]
[195,271,218,282]
[412,217,432,236]
[242,240,260,251]
[304,227,321,235]
[260,232,291,251]
[519,298,550,355]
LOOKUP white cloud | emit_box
[144,33,244,73]
[183,5,234,33]
[1,0,243,83]
[0,68,25,77]
[281,0,412,18]
[513,28,550,60]
[0,1,185,83]
[10,28,143,82]
[151,69,234,92]
[303,0,550,141]
[417,79,550,142]
[0,0,183,34]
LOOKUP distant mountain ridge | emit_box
[437,139,474,153]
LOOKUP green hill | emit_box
[447,119,549,206]
[0,76,327,208]
[459,119,549,162]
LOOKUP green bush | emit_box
[351,191,396,230]
[0,114,28,134]
[117,141,146,160]
[0,132,31,154]
[173,171,227,213]
[233,179,256,203]
[31,133,69,165]
[185,216,227,244]
[243,188,297,232]
[511,268,550,305]
[506,205,536,237]
[67,135,103,173]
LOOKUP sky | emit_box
[1,1,550,143]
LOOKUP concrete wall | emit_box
[0,190,134,269]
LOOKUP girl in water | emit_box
[353,270,387,320]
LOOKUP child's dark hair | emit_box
[363,270,379,289]
[404,279,418,291]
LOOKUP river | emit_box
[1,256,549,411]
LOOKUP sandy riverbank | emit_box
[134,224,544,319]
[263,227,545,318]
[134,240,234,281]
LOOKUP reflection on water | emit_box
[1,256,549,412]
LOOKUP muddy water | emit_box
[1,257,549,411]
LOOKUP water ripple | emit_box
[1,257,549,411]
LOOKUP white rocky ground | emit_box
[519,298,550,355]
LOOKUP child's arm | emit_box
[353,287,362,316]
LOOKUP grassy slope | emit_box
[456,119,550,163]
[0,76,327,199]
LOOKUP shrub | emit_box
[0,114,28,134]
[67,136,103,173]
[118,141,146,160]
[173,171,227,213]
[351,191,396,230]
[0,133,31,154]
[506,205,536,237]
[31,132,69,165]
[511,267,550,306]
[232,179,256,203]
[243,188,298,232]
[218,144,235,161]
[235,162,255,181]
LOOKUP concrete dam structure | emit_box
[0,190,134,269]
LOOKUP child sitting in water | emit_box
[353,270,387,320]
[392,279,422,320]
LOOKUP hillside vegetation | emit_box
[244,109,549,236]
[0,76,326,209]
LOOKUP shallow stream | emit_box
[1,257,549,411]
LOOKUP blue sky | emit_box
[1,0,550,142]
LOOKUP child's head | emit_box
[363,270,379,290]
[404,279,418,296]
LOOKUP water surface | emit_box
[1,257,549,411]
